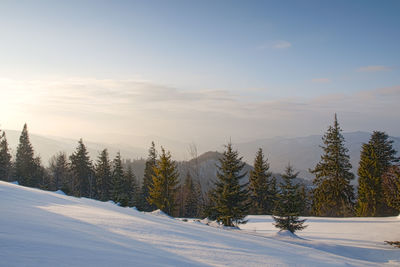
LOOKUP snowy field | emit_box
[0,181,399,266]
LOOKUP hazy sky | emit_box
[1,0,399,151]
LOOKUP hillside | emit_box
[1,181,399,266]
[4,129,400,181]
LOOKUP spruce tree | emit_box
[148,147,179,216]
[139,142,157,211]
[212,143,250,226]
[369,131,399,169]
[356,144,382,216]
[110,152,129,206]
[125,165,140,207]
[0,130,12,181]
[48,152,71,193]
[382,166,400,212]
[310,114,355,217]
[182,172,202,218]
[69,139,93,197]
[273,164,306,233]
[357,131,399,216]
[14,124,41,187]
[95,149,112,201]
[249,148,275,214]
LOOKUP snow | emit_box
[54,190,66,195]
[1,181,399,266]
[275,230,301,239]
[150,209,173,218]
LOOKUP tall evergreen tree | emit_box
[211,143,250,226]
[14,124,41,187]
[95,149,112,201]
[357,131,399,216]
[249,148,276,214]
[69,139,93,197]
[0,130,12,181]
[369,131,399,170]
[125,165,140,207]
[310,114,355,217]
[110,152,129,206]
[356,144,382,216]
[139,142,157,211]
[382,165,400,213]
[48,152,71,193]
[148,147,179,216]
[273,164,306,233]
[181,172,202,218]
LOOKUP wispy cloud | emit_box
[1,77,399,151]
[311,78,331,83]
[272,40,292,49]
[257,40,292,50]
[357,65,392,72]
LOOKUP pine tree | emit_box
[182,172,202,218]
[48,152,71,193]
[369,131,399,170]
[125,165,140,207]
[310,114,355,217]
[0,130,12,181]
[110,152,129,206]
[95,149,112,201]
[148,147,179,216]
[273,164,306,233]
[249,148,276,214]
[212,143,250,226]
[69,139,93,197]
[139,142,157,211]
[14,124,41,187]
[356,144,382,216]
[357,131,399,216]
[382,165,400,212]
[36,156,49,190]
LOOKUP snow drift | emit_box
[0,181,399,266]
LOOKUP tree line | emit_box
[0,114,399,234]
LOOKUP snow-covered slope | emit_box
[1,181,399,266]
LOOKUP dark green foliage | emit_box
[139,142,157,211]
[382,165,400,212]
[0,130,12,181]
[211,143,250,226]
[14,124,42,187]
[148,147,179,216]
[273,164,306,233]
[203,188,219,220]
[125,165,140,207]
[356,144,382,216]
[180,172,202,218]
[48,152,71,192]
[69,139,94,197]
[310,114,355,217]
[95,149,112,201]
[249,148,277,214]
[110,152,130,206]
[369,131,399,170]
[357,131,399,216]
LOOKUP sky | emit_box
[1,0,399,153]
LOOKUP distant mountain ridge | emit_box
[236,131,400,180]
[3,129,399,182]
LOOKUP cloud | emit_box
[311,78,331,83]
[357,65,392,72]
[272,40,292,49]
[257,40,292,50]
[1,77,399,154]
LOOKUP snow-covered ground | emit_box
[0,181,399,266]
